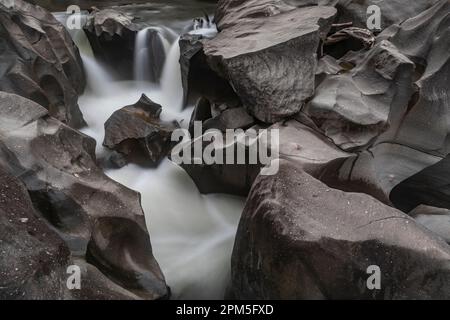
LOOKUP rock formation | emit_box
[0,0,86,128]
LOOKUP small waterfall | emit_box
[81,54,113,95]
[134,27,174,83]
[160,37,184,112]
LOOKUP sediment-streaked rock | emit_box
[0,0,86,128]
[230,160,450,299]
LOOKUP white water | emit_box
[74,19,244,299]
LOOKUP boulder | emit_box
[203,107,255,132]
[0,91,168,300]
[103,94,179,167]
[230,160,450,299]
[204,2,337,123]
[0,0,86,128]
[304,40,415,151]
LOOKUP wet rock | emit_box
[0,0,86,128]
[0,91,168,300]
[304,40,415,151]
[84,8,139,79]
[230,160,450,299]
[179,33,240,108]
[204,3,337,123]
[103,94,179,167]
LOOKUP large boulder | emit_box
[304,40,415,151]
[103,94,179,167]
[0,0,86,128]
[230,160,450,299]
[204,2,337,123]
[0,91,168,300]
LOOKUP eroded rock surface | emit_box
[204,2,337,123]
[230,160,450,299]
[0,91,168,300]
[0,0,86,128]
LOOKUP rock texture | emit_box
[103,94,179,167]
[0,166,71,299]
[0,92,168,300]
[204,2,337,123]
[0,0,86,128]
[230,160,450,299]
[304,40,415,151]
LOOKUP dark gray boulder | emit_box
[204,2,337,123]
[0,0,86,128]
[103,94,179,167]
[0,91,168,300]
[230,160,450,299]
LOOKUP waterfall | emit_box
[160,37,184,112]
[57,10,241,300]
[134,26,178,83]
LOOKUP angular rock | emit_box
[230,160,450,299]
[320,1,450,204]
[103,94,179,167]
[176,128,263,196]
[0,91,168,300]
[0,0,86,128]
[204,4,337,123]
[304,40,415,151]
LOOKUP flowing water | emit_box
[54,8,245,300]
